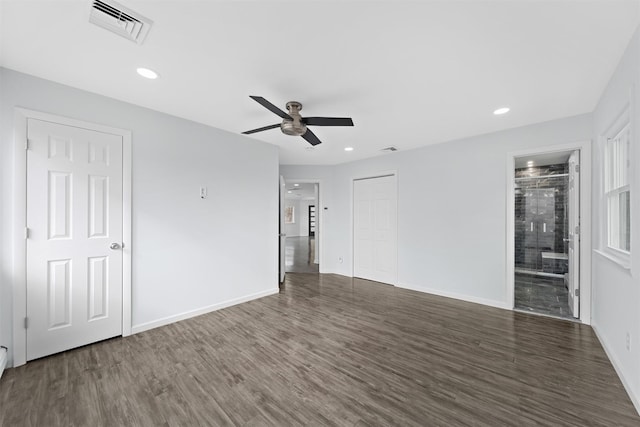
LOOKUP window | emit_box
[605,122,631,254]
[284,206,295,224]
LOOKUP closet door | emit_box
[353,175,397,285]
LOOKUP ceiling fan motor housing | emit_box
[281,101,307,136]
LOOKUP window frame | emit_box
[601,106,632,266]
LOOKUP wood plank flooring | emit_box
[285,236,319,274]
[1,273,638,426]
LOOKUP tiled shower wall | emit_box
[514,163,568,272]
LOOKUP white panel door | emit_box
[353,175,397,284]
[26,118,123,360]
[567,150,580,318]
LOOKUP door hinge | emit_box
[575,289,580,297]
[24,227,30,239]
[575,225,580,235]
[24,317,29,329]
[25,139,32,150]
[575,164,580,173]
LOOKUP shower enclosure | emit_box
[514,165,568,276]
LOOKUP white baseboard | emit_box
[325,269,352,277]
[396,282,511,310]
[0,347,7,379]
[592,324,640,416]
[131,288,279,334]
[323,273,511,311]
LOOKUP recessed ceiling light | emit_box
[287,190,292,194]
[344,147,354,152]
[136,67,158,79]
[294,184,299,187]
[527,160,534,167]
[493,107,510,115]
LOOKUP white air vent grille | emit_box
[381,146,398,152]
[89,0,153,44]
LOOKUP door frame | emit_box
[279,175,286,282]
[12,108,132,366]
[506,141,591,324]
[351,170,398,284]
[282,178,325,271]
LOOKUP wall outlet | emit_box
[338,257,343,264]
[626,332,631,351]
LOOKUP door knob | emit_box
[110,243,121,250]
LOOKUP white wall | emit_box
[0,68,279,366]
[284,114,593,307]
[591,27,640,412]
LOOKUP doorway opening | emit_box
[283,181,320,273]
[513,150,579,320]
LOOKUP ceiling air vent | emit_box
[89,0,153,44]
[381,146,398,152]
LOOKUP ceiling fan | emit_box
[242,96,354,146]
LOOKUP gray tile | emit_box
[514,273,575,320]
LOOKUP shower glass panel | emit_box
[520,188,555,271]
[515,165,568,275]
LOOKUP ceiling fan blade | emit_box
[242,123,281,135]
[302,117,354,127]
[249,96,292,120]
[302,128,322,146]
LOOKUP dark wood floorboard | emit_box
[285,236,319,273]
[1,273,638,426]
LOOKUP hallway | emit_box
[285,236,318,273]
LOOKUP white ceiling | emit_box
[284,182,316,200]
[1,1,639,165]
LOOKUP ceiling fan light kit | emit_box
[243,96,354,146]
[280,101,307,136]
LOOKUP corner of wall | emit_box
[592,323,640,414]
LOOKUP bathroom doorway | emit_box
[512,150,580,320]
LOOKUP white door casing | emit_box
[567,150,580,317]
[25,118,125,360]
[279,175,286,283]
[353,175,397,285]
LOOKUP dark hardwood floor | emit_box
[1,273,638,426]
[285,236,319,273]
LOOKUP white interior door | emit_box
[567,150,580,317]
[279,175,286,282]
[26,118,124,360]
[353,175,397,284]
